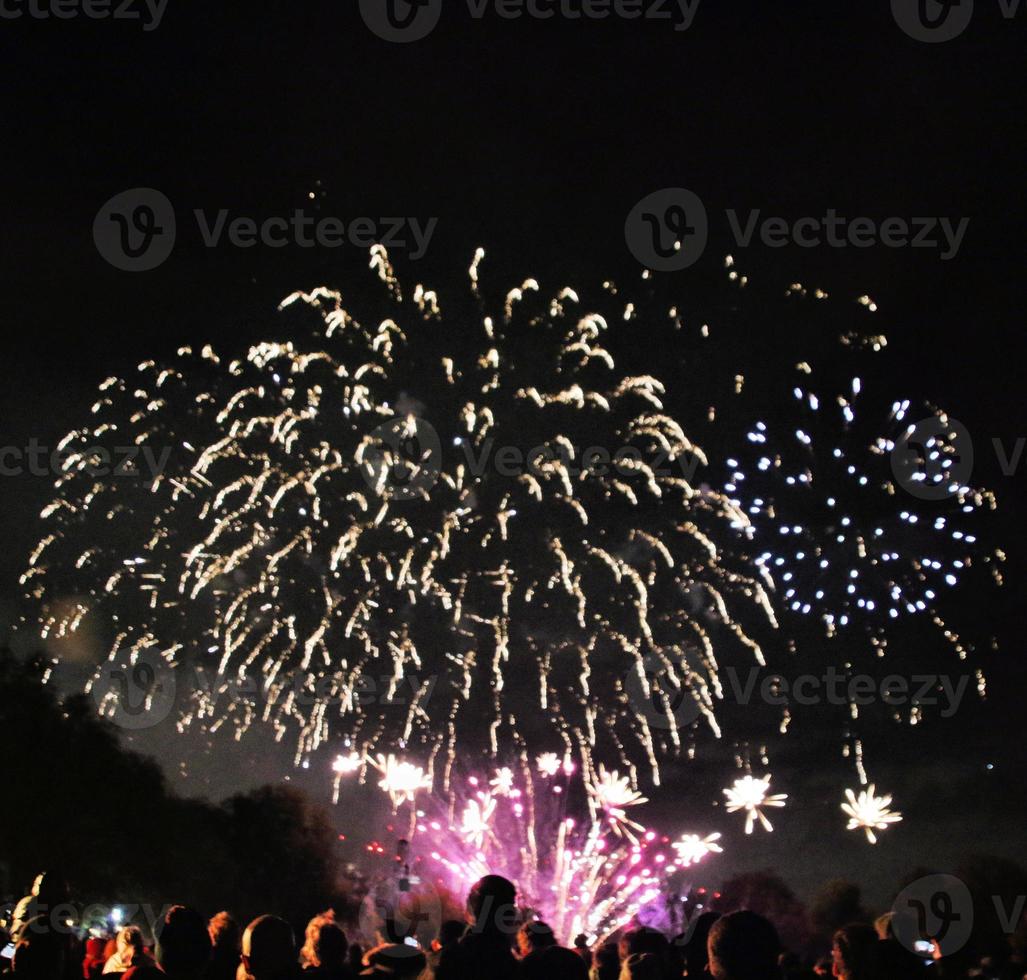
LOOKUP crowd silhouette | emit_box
[2,870,1025,980]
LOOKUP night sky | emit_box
[1,1,1026,908]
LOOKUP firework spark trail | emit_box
[25,247,774,790]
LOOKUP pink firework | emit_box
[406,762,721,941]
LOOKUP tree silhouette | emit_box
[0,648,342,931]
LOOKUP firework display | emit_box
[22,246,1001,853]
[344,756,723,943]
[23,247,776,789]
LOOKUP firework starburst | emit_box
[841,784,902,844]
[672,832,724,866]
[723,774,787,834]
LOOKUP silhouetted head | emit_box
[708,910,780,980]
[466,875,518,936]
[156,906,211,979]
[11,915,66,980]
[619,952,665,980]
[517,920,556,956]
[679,911,720,976]
[209,912,240,955]
[242,916,295,980]
[832,923,878,980]
[591,940,620,980]
[618,927,670,965]
[434,920,465,950]
[362,943,425,978]
[300,912,346,970]
[116,925,147,965]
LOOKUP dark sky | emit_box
[1,0,1026,907]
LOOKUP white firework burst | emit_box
[589,766,648,840]
[490,767,516,797]
[536,752,561,777]
[461,794,499,850]
[672,832,724,866]
[371,753,432,807]
[841,784,902,844]
[723,774,787,834]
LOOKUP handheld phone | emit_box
[1,942,16,960]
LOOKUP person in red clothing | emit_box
[83,938,108,980]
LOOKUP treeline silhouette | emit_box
[0,650,343,927]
